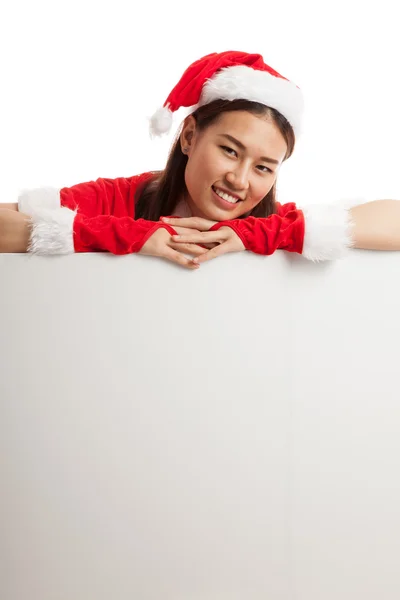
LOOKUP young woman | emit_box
[1,50,400,266]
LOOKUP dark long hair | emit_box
[135,99,296,221]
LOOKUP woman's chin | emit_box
[188,192,244,221]
[190,198,245,221]
[206,206,244,222]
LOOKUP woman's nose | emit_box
[226,166,250,190]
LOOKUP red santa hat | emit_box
[149,50,305,138]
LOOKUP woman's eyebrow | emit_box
[218,133,281,165]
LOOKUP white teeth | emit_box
[213,187,238,204]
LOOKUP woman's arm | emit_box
[0,208,31,252]
[0,203,18,211]
[0,172,162,254]
[0,205,178,255]
[209,198,400,261]
[350,200,400,250]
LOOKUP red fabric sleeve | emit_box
[62,171,178,254]
[73,214,176,254]
[27,171,179,255]
[60,172,154,218]
[63,172,178,254]
[209,203,305,255]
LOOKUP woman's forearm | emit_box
[0,203,18,211]
[350,200,400,250]
[0,208,31,252]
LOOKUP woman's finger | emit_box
[169,241,208,256]
[161,217,217,231]
[171,229,219,249]
[163,246,200,269]
[171,230,228,245]
[172,226,201,236]
[199,243,219,250]
[193,241,235,265]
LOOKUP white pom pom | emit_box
[148,105,173,137]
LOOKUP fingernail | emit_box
[161,217,169,222]
[192,258,199,264]
[173,235,181,239]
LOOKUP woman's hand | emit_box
[139,227,209,269]
[0,208,31,253]
[161,216,219,250]
[161,217,245,264]
[161,216,217,231]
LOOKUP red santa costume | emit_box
[19,51,356,262]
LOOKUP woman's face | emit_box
[181,110,288,221]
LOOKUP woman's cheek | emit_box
[209,154,228,176]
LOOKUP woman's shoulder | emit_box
[59,171,161,217]
[275,201,298,217]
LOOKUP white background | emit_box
[1,0,399,207]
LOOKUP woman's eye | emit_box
[221,145,237,156]
[221,146,273,173]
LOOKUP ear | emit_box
[180,115,197,154]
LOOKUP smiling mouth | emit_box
[212,185,243,204]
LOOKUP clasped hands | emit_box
[140,216,245,269]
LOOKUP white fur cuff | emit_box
[301,204,356,262]
[27,207,77,255]
[18,187,61,216]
